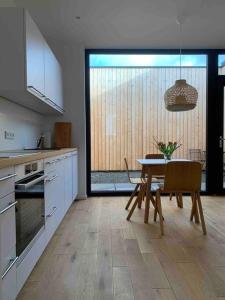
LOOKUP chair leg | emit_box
[138,184,145,209]
[190,192,195,221]
[176,193,179,206]
[127,185,144,221]
[169,193,173,201]
[125,184,139,210]
[144,182,152,223]
[179,193,183,208]
[154,200,158,222]
[176,193,183,208]
[196,192,207,235]
[156,190,164,235]
[144,195,150,224]
[190,192,199,223]
[153,195,165,222]
[126,197,139,221]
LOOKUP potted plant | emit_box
[154,138,182,160]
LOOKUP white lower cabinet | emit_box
[0,171,17,300]
[0,151,78,299]
[54,158,65,226]
[1,263,17,300]
[44,151,77,244]
[64,154,73,210]
[72,152,78,200]
[0,194,16,275]
[44,156,65,233]
[45,209,56,244]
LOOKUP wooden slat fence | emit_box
[90,67,206,171]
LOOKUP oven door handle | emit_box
[16,174,47,190]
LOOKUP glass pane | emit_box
[90,54,207,192]
[218,55,225,75]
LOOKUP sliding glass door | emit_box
[217,56,225,192]
[86,52,207,195]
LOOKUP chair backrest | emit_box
[163,161,202,192]
[142,153,165,178]
[124,158,132,183]
[189,149,202,161]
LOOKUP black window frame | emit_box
[85,49,225,197]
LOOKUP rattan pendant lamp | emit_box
[164,17,198,112]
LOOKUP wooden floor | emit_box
[17,195,225,300]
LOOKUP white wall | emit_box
[43,44,87,199]
[0,96,43,150]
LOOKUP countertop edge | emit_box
[0,148,78,169]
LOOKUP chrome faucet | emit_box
[36,135,45,149]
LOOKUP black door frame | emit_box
[85,49,225,197]
[217,76,225,193]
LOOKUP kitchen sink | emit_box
[24,148,61,151]
[0,152,41,158]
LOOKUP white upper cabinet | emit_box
[44,42,63,110]
[25,11,45,98]
[0,8,63,115]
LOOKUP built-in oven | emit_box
[15,160,46,261]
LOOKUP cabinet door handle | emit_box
[45,175,58,183]
[45,160,56,165]
[45,98,64,113]
[46,206,57,218]
[27,86,45,98]
[45,97,55,105]
[0,173,16,182]
[0,201,17,215]
[1,257,18,279]
[56,158,63,161]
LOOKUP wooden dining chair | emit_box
[142,153,164,179]
[153,161,206,236]
[144,154,183,207]
[124,158,146,210]
[127,163,166,222]
[125,154,165,211]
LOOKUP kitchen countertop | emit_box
[0,148,78,169]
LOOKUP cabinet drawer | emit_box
[45,208,56,244]
[0,247,16,279]
[0,194,16,274]
[0,168,15,199]
[1,259,17,300]
[44,171,58,211]
[44,157,59,174]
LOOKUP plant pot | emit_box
[164,154,172,160]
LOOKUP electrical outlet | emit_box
[4,131,15,140]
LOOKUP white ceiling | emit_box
[9,0,225,48]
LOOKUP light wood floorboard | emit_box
[17,196,225,300]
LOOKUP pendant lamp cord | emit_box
[179,20,182,80]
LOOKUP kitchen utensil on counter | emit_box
[54,122,72,148]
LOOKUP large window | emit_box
[218,55,225,75]
[88,53,207,193]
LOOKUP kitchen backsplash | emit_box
[0,97,43,150]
